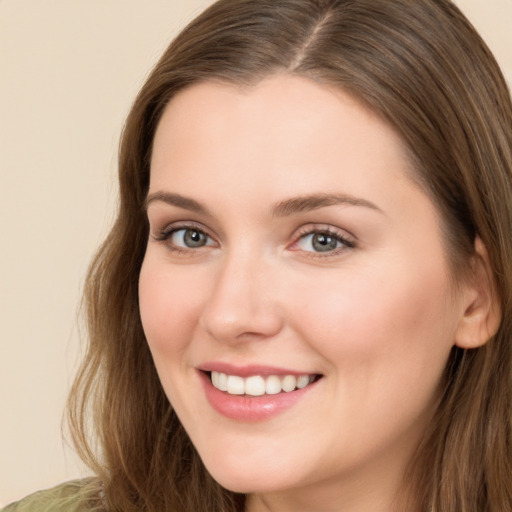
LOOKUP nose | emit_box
[199,251,284,344]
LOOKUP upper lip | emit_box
[198,361,319,378]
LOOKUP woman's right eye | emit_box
[153,226,216,251]
[169,228,214,249]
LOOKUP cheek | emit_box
[289,259,456,381]
[138,255,205,357]
[287,261,457,456]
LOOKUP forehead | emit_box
[150,75,416,196]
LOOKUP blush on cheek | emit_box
[298,261,453,367]
[139,262,206,356]
[139,265,174,352]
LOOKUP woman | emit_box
[5,0,512,511]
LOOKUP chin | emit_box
[201,453,301,494]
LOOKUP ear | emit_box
[454,237,502,349]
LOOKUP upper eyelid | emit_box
[152,220,211,236]
[293,223,356,241]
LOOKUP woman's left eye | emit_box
[294,230,355,254]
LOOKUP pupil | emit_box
[184,230,205,247]
[313,233,337,252]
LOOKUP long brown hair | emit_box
[67,1,512,510]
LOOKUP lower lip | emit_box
[199,371,318,422]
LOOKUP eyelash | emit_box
[152,223,215,254]
[151,223,356,257]
[290,225,356,257]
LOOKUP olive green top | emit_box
[2,479,105,512]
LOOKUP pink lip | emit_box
[198,369,320,422]
[198,361,314,377]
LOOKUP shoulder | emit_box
[2,478,105,512]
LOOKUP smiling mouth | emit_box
[208,371,321,396]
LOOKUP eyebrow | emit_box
[144,191,210,215]
[271,193,383,217]
[144,191,382,217]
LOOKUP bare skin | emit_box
[140,75,496,512]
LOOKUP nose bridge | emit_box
[200,246,282,343]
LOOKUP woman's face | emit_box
[139,75,469,508]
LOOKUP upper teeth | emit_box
[210,371,315,396]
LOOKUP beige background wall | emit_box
[0,0,510,505]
